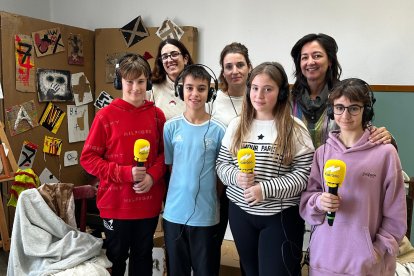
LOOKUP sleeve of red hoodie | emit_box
[80,112,134,184]
[372,146,407,258]
[145,107,166,184]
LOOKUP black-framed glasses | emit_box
[160,51,182,62]
[333,104,364,116]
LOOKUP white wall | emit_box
[0,0,50,21]
[47,0,414,85]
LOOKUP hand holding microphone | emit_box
[132,139,152,193]
[322,159,347,226]
[237,148,256,189]
[134,139,150,167]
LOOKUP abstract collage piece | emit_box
[120,16,149,48]
[105,52,127,83]
[14,34,36,92]
[94,91,114,109]
[43,136,63,156]
[32,27,65,57]
[67,33,84,65]
[37,69,73,102]
[67,105,89,143]
[64,150,78,167]
[18,141,38,169]
[156,19,184,41]
[5,100,39,136]
[71,72,93,106]
[39,167,60,184]
[39,102,66,134]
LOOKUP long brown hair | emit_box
[230,62,307,165]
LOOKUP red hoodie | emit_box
[80,99,166,219]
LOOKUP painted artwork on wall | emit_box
[5,100,39,136]
[39,167,60,184]
[67,105,89,143]
[32,27,65,57]
[94,91,114,109]
[43,136,63,156]
[37,69,73,102]
[68,33,84,65]
[14,34,36,92]
[71,72,93,106]
[156,19,184,41]
[119,16,149,48]
[39,102,66,134]
[17,141,38,169]
[64,150,78,167]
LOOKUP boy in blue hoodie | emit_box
[300,78,406,276]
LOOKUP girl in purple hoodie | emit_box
[300,78,407,276]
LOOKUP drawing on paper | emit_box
[68,33,84,65]
[37,69,73,102]
[18,141,38,169]
[94,91,114,109]
[14,34,36,92]
[39,102,66,134]
[5,100,39,136]
[32,27,65,57]
[119,16,149,48]
[156,19,184,41]
[67,105,89,143]
[71,72,93,106]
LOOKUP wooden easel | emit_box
[0,121,18,251]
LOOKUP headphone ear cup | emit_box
[146,80,152,91]
[114,71,122,90]
[175,84,184,100]
[327,105,334,120]
[207,87,216,102]
[363,105,374,123]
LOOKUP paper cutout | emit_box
[156,19,184,41]
[119,16,149,48]
[67,105,89,143]
[67,33,84,65]
[71,72,93,106]
[18,141,38,169]
[143,51,153,61]
[64,151,78,167]
[32,27,65,57]
[43,136,63,156]
[94,91,114,109]
[39,102,66,134]
[39,167,60,184]
[14,34,36,92]
[37,69,73,102]
[5,100,39,136]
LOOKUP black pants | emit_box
[229,202,304,276]
[163,219,218,276]
[102,216,159,276]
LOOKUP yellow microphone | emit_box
[237,148,256,173]
[134,139,150,167]
[323,159,347,226]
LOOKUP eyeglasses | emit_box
[160,51,182,62]
[333,104,364,116]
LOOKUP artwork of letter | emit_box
[37,69,73,102]
[39,102,66,134]
[18,141,38,169]
[94,91,114,109]
[14,34,36,92]
[64,150,78,167]
[71,72,93,106]
[67,105,89,143]
[67,34,84,65]
[5,100,39,136]
[32,27,65,57]
[156,19,184,41]
[43,136,63,156]
[39,167,60,184]
[119,16,149,48]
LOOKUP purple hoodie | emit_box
[300,129,406,276]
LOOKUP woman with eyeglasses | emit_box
[151,38,194,120]
[300,78,406,276]
[290,33,394,149]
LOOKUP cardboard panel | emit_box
[0,11,95,185]
[94,26,198,101]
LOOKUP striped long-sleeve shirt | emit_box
[216,117,315,216]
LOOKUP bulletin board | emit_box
[0,11,95,185]
[94,25,198,101]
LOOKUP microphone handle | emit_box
[327,186,338,226]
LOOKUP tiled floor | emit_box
[0,250,8,276]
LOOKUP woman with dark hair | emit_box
[290,33,393,148]
[150,38,194,120]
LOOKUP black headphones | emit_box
[327,78,375,125]
[174,64,218,102]
[114,53,152,91]
[246,62,289,102]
